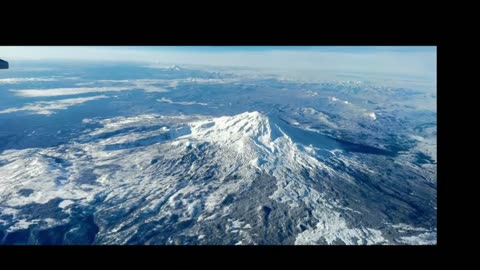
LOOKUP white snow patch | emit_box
[329,96,350,104]
[8,219,38,232]
[399,232,437,245]
[409,134,425,142]
[59,200,74,209]
[295,210,387,245]
[366,112,377,120]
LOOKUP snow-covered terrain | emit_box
[0,62,436,245]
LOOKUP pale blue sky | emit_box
[0,46,436,79]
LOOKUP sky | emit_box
[0,46,436,81]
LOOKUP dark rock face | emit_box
[0,59,8,69]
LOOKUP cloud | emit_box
[0,46,436,79]
[8,76,241,98]
[0,77,58,84]
[10,87,133,97]
[7,78,177,97]
[157,98,208,106]
[0,95,108,115]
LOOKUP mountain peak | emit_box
[189,111,286,147]
[167,65,183,71]
[230,111,266,123]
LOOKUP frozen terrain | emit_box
[0,61,436,245]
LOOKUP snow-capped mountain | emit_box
[166,65,184,71]
[0,111,436,245]
[0,59,436,245]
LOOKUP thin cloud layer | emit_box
[8,77,239,98]
[0,78,58,84]
[157,98,208,106]
[0,95,108,115]
[0,46,436,80]
[10,87,133,97]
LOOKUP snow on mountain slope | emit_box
[0,111,436,244]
